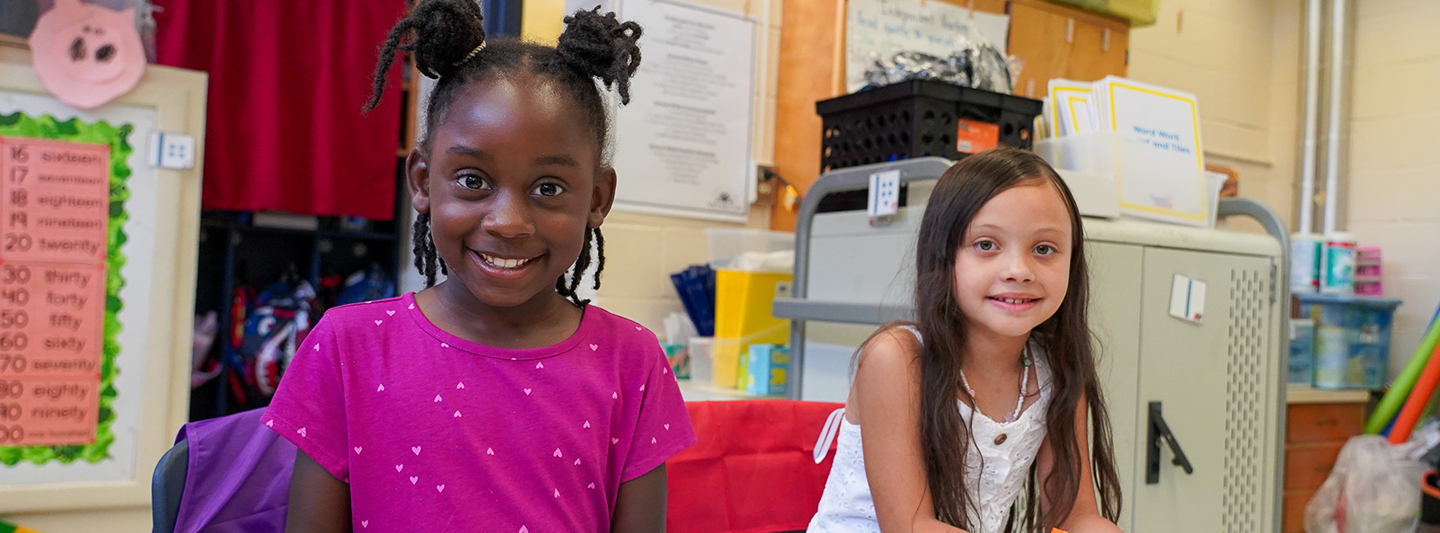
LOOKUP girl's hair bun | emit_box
[366,0,486,111]
[404,0,488,80]
[556,8,643,104]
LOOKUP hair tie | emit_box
[453,41,486,67]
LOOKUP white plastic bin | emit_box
[689,337,714,386]
[703,228,795,271]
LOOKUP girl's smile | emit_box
[469,249,544,279]
[985,293,1042,313]
[474,251,539,269]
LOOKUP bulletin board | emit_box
[0,54,205,513]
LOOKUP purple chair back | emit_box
[172,407,295,533]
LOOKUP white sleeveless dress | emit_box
[807,327,1053,533]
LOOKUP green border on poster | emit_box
[0,111,130,466]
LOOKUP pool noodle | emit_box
[1368,317,1439,434]
[1379,391,1434,438]
[1366,310,1440,434]
[1389,337,1440,444]
[1370,303,1440,437]
[1419,306,1440,429]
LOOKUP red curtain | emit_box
[154,0,406,221]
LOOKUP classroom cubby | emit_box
[187,164,406,422]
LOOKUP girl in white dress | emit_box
[809,148,1124,533]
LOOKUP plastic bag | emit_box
[725,250,795,273]
[1305,435,1427,533]
[859,28,1017,94]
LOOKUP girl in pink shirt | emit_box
[264,1,696,531]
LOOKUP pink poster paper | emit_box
[1,136,109,448]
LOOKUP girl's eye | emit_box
[533,182,564,198]
[458,175,487,191]
[1034,244,1057,255]
[975,240,997,252]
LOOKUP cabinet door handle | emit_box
[1146,401,1195,484]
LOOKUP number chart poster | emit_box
[0,114,127,466]
[0,89,156,485]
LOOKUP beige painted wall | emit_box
[1348,0,1440,378]
[1127,0,1302,232]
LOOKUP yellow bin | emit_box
[712,269,792,388]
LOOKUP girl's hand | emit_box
[853,329,971,533]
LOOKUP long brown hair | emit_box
[907,148,1121,531]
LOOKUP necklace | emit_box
[959,345,1031,423]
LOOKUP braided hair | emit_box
[367,0,642,306]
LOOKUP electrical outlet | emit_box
[149,131,196,169]
[868,169,900,222]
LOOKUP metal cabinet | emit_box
[1087,241,1143,528]
[1124,247,1279,532]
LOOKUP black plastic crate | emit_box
[816,80,1044,173]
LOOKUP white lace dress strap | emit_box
[895,325,922,343]
[814,407,846,464]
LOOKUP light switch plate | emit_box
[868,169,900,223]
[149,131,196,169]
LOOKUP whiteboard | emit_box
[611,0,757,222]
[0,55,205,513]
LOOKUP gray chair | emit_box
[151,438,189,533]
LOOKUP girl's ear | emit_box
[588,166,618,228]
[406,148,432,214]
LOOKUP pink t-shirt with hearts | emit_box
[262,292,696,532]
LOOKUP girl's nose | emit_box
[1002,252,1035,283]
[481,192,535,239]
